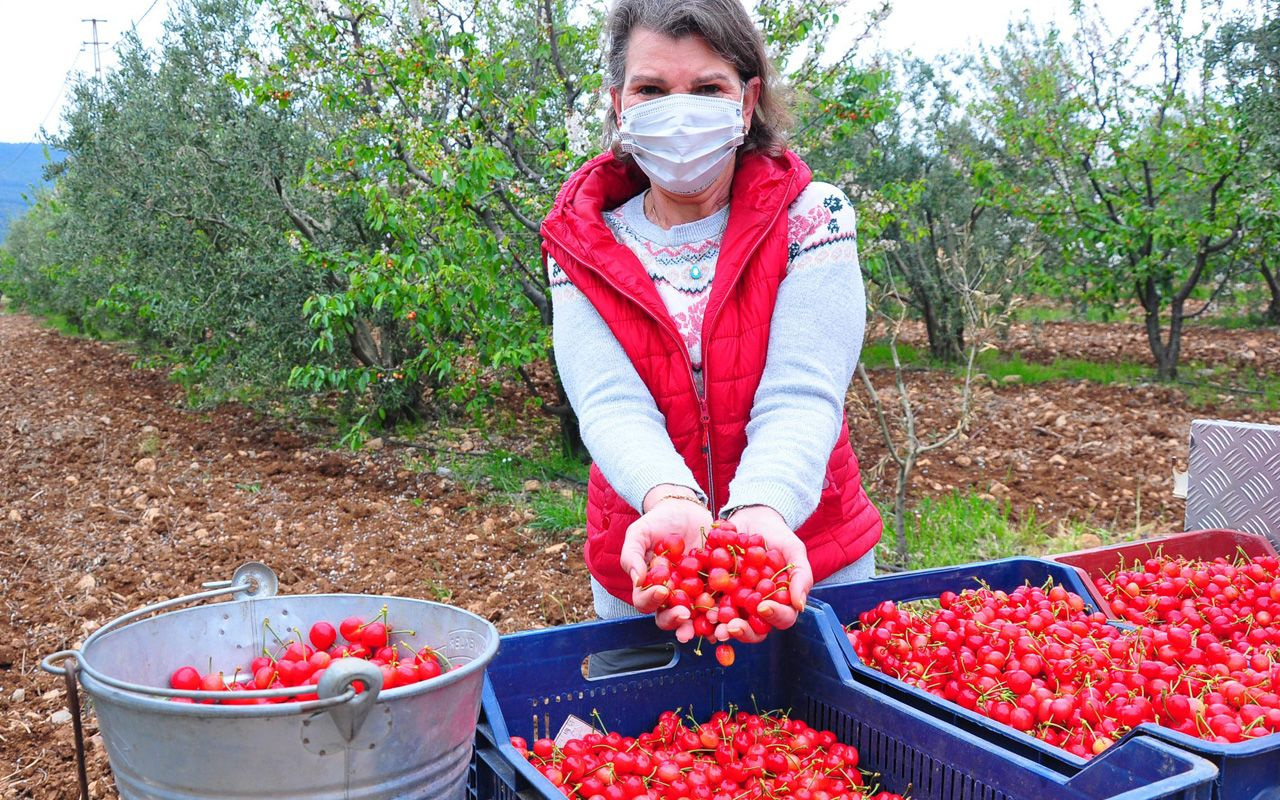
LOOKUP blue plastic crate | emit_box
[1133,726,1280,800]
[808,556,1280,800]
[467,605,1216,800]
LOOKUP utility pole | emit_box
[82,18,108,82]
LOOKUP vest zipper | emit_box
[697,171,797,518]
[698,392,714,513]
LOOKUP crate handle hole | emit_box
[581,644,677,680]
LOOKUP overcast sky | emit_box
[0,0,1256,145]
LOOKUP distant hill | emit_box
[0,143,61,244]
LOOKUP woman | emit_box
[544,0,882,651]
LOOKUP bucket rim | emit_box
[75,592,501,715]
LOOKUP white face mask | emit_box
[618,93,746,196]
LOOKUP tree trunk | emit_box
[1261,261,1280,325]
[1148,302,1186,382]
[557,405,587,462]
[926,302,966,363]
[543,353,588,462]
[1139,278,1180,381]
[916,278,965,363]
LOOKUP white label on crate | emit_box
[554,714,601,747]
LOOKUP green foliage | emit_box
[447,447,589,495]
[971,2,1276,379]
[256,0,605,440]
[822,56,1036,362]
[0,0,335,405]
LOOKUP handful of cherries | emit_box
[642,521,794,663]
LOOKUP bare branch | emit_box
[496,186,542,234]
[857,364,905,468]
[541,0,579,106]
[271,175,330,243]
[1182,258,1240,320]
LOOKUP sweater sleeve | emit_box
[723,184,866,529]
[549,256,705,512]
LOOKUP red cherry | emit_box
[339,616,365,642]
[170,666,201,691]
[360,621,389,650]
[309,621,337,651]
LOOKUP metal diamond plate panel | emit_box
[1186,419,1280,547]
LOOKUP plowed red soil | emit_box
[1,312,1275,798]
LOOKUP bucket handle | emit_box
[36,563,375,712]
[41,562,276,680]
[316,657,384,741]
[40,647,372,711]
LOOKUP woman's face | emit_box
[612,28,761,130]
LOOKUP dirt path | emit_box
[0,312,1275,797]
[0,314,594,798]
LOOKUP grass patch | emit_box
[975,352,1149,386]
[420,577,453,602]
[875,491,1041,572]
[1197,312,1277,330]
[874,490,1144,574]
[137,433,163,457]
[438,444,589,540]
[450,447,588,493]
[527,488,587,540]
[862,339,1151,387]
[859,341,926,370]
[1178,364,1280,412]
[1012,304,1131,324]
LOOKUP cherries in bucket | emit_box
[167,606,451,703]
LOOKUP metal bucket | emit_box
[42,564,499,800]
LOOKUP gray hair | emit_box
[602,0,792,157]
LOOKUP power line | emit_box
[132,0,164,31]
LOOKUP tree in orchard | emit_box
[259,0,891,451]
[2,0,335,402]
[972,1,1265,380]
[834,56,1032,363]
[1212,5,1280,323]
[258,0,604,449]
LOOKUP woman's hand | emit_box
[619,487,713,642]
[721,505,814,643]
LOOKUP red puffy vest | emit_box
[542,149,882,603]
